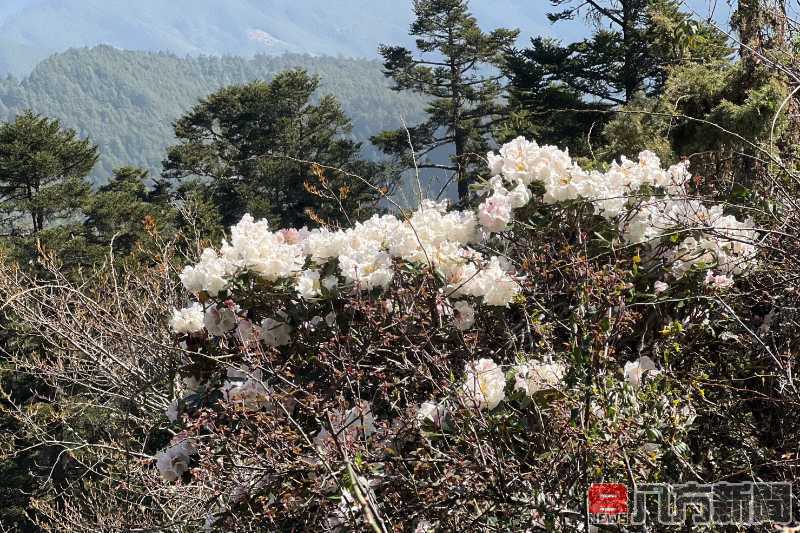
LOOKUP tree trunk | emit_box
[621,0,638,102]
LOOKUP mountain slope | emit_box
[0,0,552,76]
[0,47,428,182]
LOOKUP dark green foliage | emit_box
[82,166,176,258]
[0,47,428,183]
[506,0,731,161]
[501,47,610,158]
[164,71,391,229]
[0,110,97,235]
[540,0,729,103]
[375,0,519,200]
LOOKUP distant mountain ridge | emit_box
[0,0,550,77]
[0,46,429,182]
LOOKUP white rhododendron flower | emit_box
[478,193,513,233]
[654,281,669,294]
[488,136,572,186]
[156,439,196,482]
[261,318,292,347]
[704,270,735,290]
[170,303,204,334]
[507,180,532,208]
[278,227,309,245]
[461,358,506,411]
[624,356,661,387]
[513,362,566,396]
[417,400,448,428]
[179,248,231,297]
[222,368,272,411]
[220,214,305,280]
[453,300,475,330]
[204,306,237,337]
[475,257,519,306]
[296,269,322,299]
[338,248,394,290]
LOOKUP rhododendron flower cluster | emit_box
[169,302,204,334]
[159,135,759,489]
[480,137,758,280]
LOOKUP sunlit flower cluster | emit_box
[481,137,758,281]
[159,136,754,486]
[169,302,204,334]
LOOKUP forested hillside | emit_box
[0,0,558,76]
[0,47,428,181]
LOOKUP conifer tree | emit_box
[83,166,175,256]
[505,0,729,158]
[374,0,519,201]
[163,70,387,228]
[521,0,729,104]
[0,110,97,235]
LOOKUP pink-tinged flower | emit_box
[704,270,735,290]
[203,306,237,337]
[278,227,309,245]
[478,193,513,233]
[155,438,196,482]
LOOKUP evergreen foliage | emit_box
[0,111,97,235]
[164,71,391,229]
[374,0,518,200]
[0,47,429,182]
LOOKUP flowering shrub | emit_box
[144,136,765,529]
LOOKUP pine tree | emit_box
[505,1,729,160]
[373,0,518,201]
[0,110,97,235]
[82,166,176,257]
[163,70,389,229]
[523,0,729,105]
